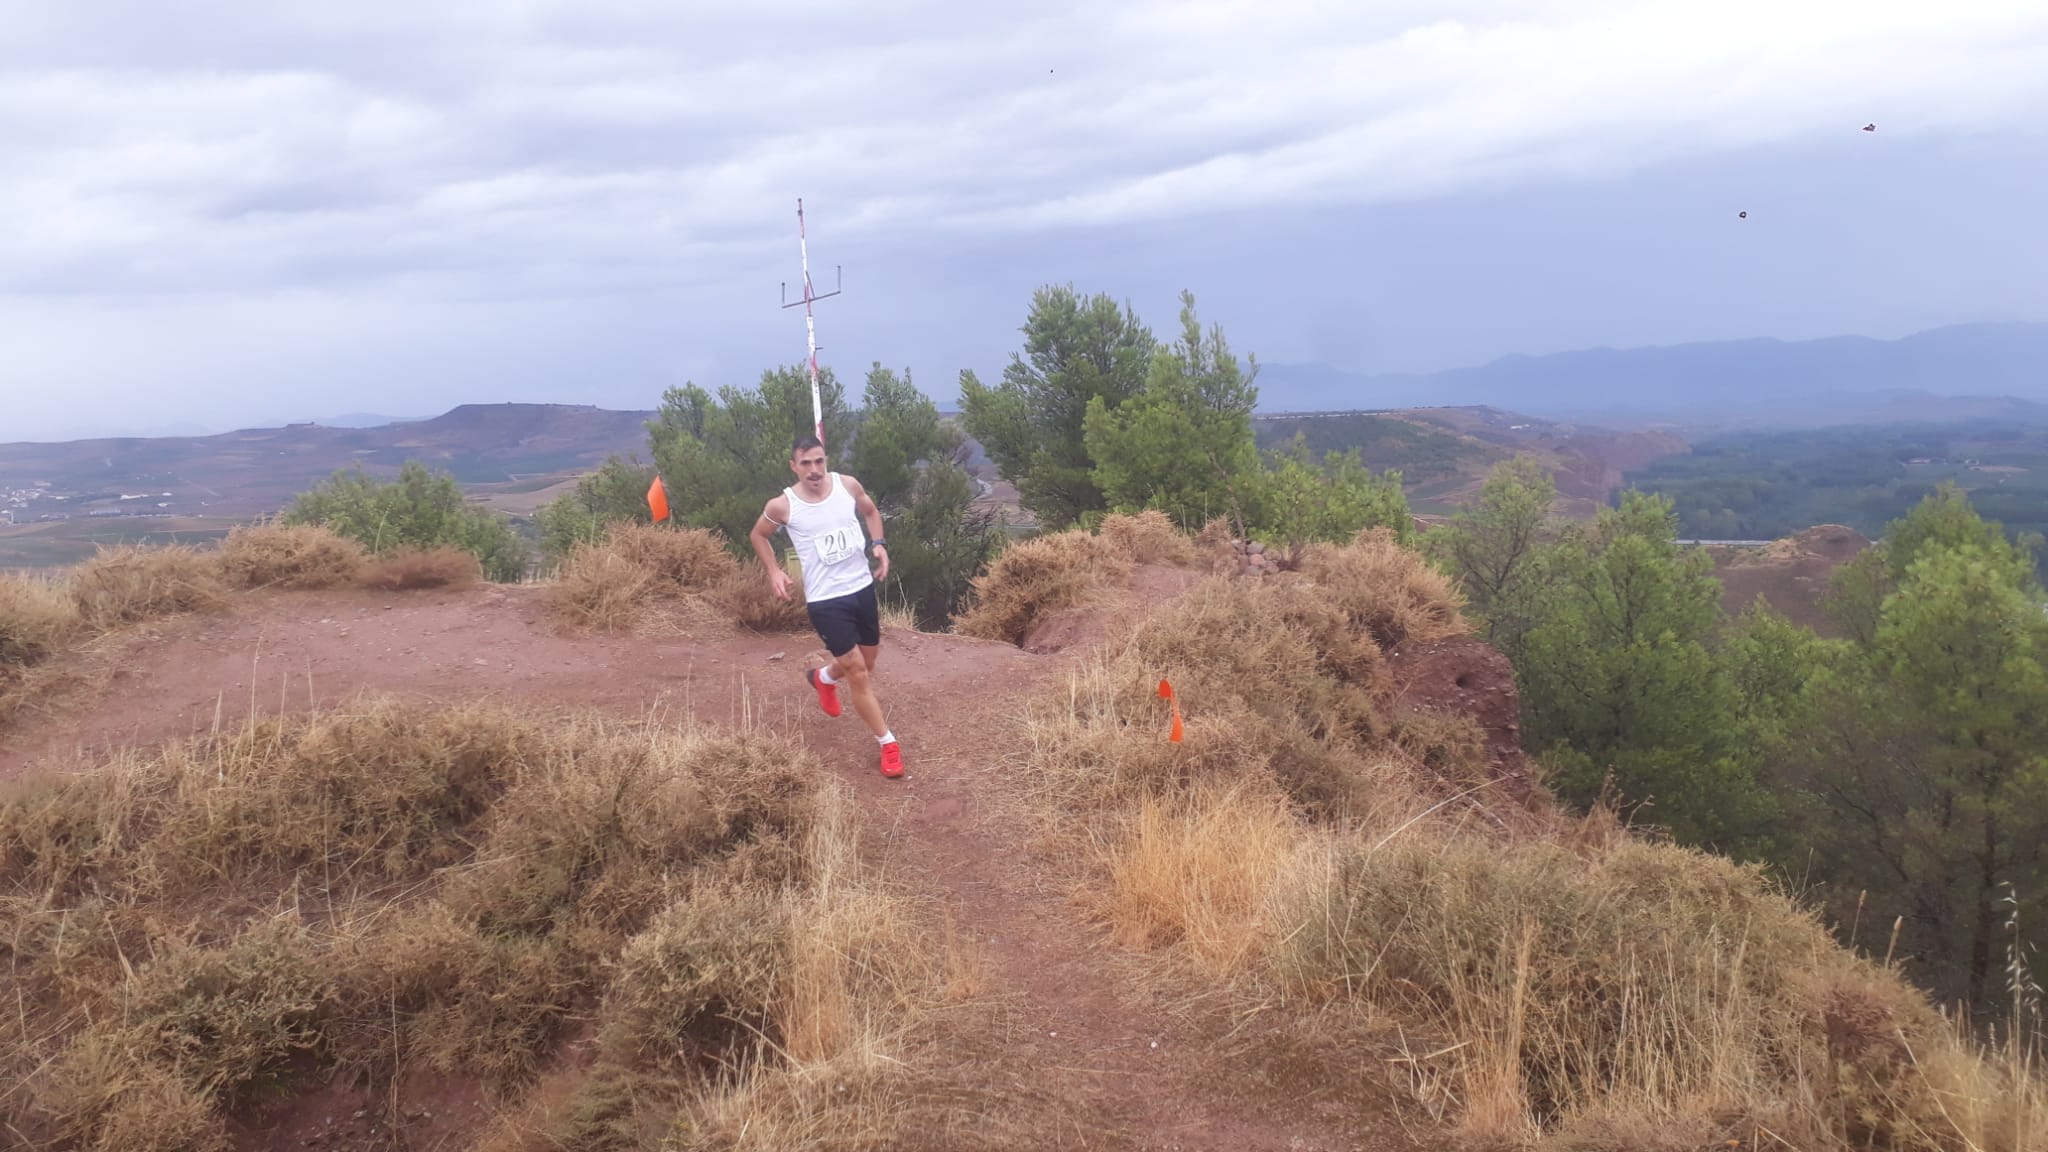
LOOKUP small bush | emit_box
[1,572,76,667]
[1098,509,1197,567]
[549,547,655,632]
[1194,515,1240,569]
[1022,579,1404,821]
[120,921,331,1104]
[360,546,482,591]
[215,522,366,590]
[599,523,738,591]
[1270,833,1993,1149]
[709,562,810,633]
[953,530,1128,644]
[546,524,741,632]
[68,544,228,631]
[282,460,528,581]
[1300,525,1467,650]
[602,887,792,1069]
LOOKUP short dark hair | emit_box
[791,434,824,458]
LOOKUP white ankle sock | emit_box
[878,730,896,746]
[817,666,837,686]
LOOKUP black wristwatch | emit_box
[870,538,888,553]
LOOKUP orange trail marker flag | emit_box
[647,476,671,523]
[1158,679,1183,743]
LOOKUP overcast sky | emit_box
[5,1,2048,440]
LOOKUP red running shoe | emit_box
[879,741,904,779]
[806,668,842,717]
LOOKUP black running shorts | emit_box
[807,582,880,657]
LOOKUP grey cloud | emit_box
[5,2,2048,439]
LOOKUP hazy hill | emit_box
[0,403,654,521]
[1254,405,1686,515]
[1258,322,2048,427]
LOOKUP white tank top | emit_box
[781,473,873,603]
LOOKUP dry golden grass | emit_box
[545,525,815,636]
[214,521,367,590]
[1300,525,1469,650]
[878,592,921,635]
[359,545,482,590]
[599,521,739,590]
[1020,572,1425,823]
[1098,509,1197,567]
[1098,782,1298,978]
[1,571,77,668]
[67,543,229,631]
[710,561,812,633]
[953,529,1129,644]
[1004,525,2044,1151]
[0,698,958,1150]
[1269,830,2045,1151]
[546,545,655,631]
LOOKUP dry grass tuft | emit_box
[1,571,78,668]
[710,561,811,634]
[1300,526,1468,649]
[547,547,655,631]
[215,522,367,590]
[360,545,482,591]
[598,522,739,590]
[1021,575,1421,821]
[0,697,960,1148]
[1099,782,1298,977]
[68,543,229,631]
[953,529,1129,644]
[546,524,743,632]
[1098,509,1198,567]
[878,593,921,635]
[1264,832,2048,1150]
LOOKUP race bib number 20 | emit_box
[814,528,860,565]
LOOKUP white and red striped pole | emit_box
[796,199,824,447]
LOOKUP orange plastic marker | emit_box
[1158,679,1183,743]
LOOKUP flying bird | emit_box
[1863,123,1876,132]
[1738,211,1748,219]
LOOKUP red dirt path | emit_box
[3,585,1419,1151]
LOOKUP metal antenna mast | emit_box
[780,198,842,448]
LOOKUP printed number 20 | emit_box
[816,528,859,564]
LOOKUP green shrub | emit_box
[282,461,527,581]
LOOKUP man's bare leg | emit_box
[858,643,878,674]
[828,647,888,740]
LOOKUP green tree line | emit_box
[534,284,1414,626]
[1431,465,2048,1013]
[960,285,1411,548]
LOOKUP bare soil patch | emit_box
[1709,524,1871,635]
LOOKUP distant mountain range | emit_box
[0,403,653,519]
[1257,322,2048,429]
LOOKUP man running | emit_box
[750,435,904,778]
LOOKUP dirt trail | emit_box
[3,586,1406,1151]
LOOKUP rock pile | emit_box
[1226,539,1283,577]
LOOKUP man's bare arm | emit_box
[751,496,794,597]
[843,477,889,581]
[845,477,886,544]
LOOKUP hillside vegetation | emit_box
[0,701,957,1151]
[7,278,2047,1149]
[962,515,2045,1150]
[1626,418,2048,550]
